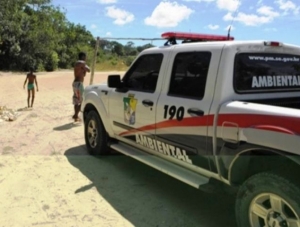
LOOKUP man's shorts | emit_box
[27,83,34,90]
[72,81,84,105]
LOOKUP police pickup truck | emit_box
[82,32,300,227]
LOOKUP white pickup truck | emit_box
[82,33,300,227]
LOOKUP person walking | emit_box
[72,52,90,122]
[23,67,39,108]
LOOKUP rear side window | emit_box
[168,52,211,100]
[234,53,300,93]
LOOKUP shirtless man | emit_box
[23,67,39,108]
[72,52,90,122]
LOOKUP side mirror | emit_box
[108,75,122,88]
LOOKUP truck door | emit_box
[155,46,222,170]
[108,53,165,144]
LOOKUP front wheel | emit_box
[84,110,109,155]
[236,172,300,227]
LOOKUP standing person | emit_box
[23,67,39,108]
[72,52,90,122]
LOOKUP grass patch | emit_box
[95,60,129,71]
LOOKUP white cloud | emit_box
[90,24,97,29]
[207,24,219,30]
[105,32,112,36]
[224,12,271,26]
[216,0,240,12]
[223,5,279,26]
[144,2,194,28]
[105,6,134,25]
[257,6,280,17]
[223,12,233,21]
[97,0,117,4]
[275,0,300,15]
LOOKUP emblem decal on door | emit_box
[123,94,137,125]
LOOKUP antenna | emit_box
[227,26,231,40]
[227,0,241,40]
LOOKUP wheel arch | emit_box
[83,97,114,137]
[229,148,300,186]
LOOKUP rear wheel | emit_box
[236,172,300,227]
[84,110,109,155]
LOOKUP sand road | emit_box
[0,71,236,227]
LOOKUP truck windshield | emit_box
[234,53,300,93]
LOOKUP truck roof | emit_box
[142,40,300,53]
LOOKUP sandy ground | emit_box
[0,71,237,227]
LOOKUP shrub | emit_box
[44,51,59,71]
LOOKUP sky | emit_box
[51,0,300,46]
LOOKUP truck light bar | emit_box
[264,41,283,47]
[162,32,234,41]
[162,31,234,45]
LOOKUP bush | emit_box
[110,59,117,66]
[44,51,59,71]
[124,56,135,67]
[36,62,44,72]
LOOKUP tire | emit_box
[84,110,109,155]
[235,172,300,227]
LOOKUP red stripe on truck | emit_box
[119,114,300,136]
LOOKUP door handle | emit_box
[188,108,204,116]
[142,100,154,107]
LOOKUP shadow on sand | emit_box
[53,122,81,131]
[64,145,237,227]
[17,107,33,111]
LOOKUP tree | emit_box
[0,0,152,72]
[111,42,124,56]
[0,0,94,71]
[124,41,135,56]
[0,0,27,69]
[137,43,155,52]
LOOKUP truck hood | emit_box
[84,82,113,95]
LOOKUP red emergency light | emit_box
[161,31,234,45]
[264,41,283,47]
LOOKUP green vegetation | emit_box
[0,0,155,72]
[94,42,154,71]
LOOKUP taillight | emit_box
[264,41,283,47]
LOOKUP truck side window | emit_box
[168,52,211,100]
[123,54,163,93]
[234,53,300,93]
